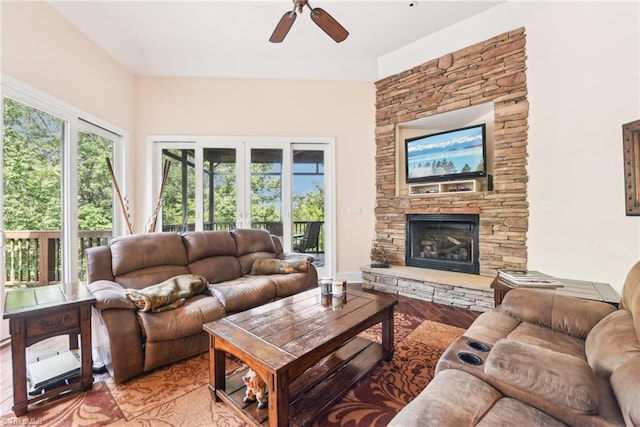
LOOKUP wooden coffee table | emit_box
[203,287,397,427]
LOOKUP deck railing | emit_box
[5,223,323,287]
[163,221,325,252]
[4,230,111,287]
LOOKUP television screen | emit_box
[405,123,486,183]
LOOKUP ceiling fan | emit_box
[269,0,349,43]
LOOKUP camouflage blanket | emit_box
[124,274,208,313]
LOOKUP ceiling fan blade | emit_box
[310,8,349,43]
[269,11,297,43]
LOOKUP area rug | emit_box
[1,314,464,426]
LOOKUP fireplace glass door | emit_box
[406,214,479,274]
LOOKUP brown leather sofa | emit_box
[86,228,318,384]
[389,261,640,426]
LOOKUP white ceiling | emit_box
[48,0,502,82]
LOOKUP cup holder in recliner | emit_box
[466,340,490,352]
[457,352,483,366]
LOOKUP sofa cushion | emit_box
[208,276,276,313]
[499,288,616,339]
[585,309,640,379]
[137,293,226,342]
[251,257,309,275]
[181,230,238,262]
[124,274,208,313]
[110,232,188,277]
[231,228,277,274]
[182,231,242,283]
[506,321,585,359]
[476,397,566,427]
[189,256,242,284]
[485,339,599,414]
[387,369,502,427]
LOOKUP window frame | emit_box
[1,75,129,283]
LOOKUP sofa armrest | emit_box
[85,246,115,283]
[87,280,144,384]
[87,280,144,383]
[611,358,640,427]
[88,280,136,310]
[499,288,616,339]
[100,308,145,384]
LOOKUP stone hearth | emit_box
[361,266,494,312]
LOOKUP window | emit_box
[3,98,65,284]
[2,81,125,287]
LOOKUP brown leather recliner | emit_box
[86,228,318,384]
[389,261,640,426]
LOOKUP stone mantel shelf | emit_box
[361,265,493,290]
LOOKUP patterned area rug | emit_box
[1,314,464,426]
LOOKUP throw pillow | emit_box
[124,274,208,313]
[251,257,309,275]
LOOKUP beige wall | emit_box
[524,2,639,291]
[135,76,376,275]
[1,1,135,131]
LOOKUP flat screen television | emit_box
[405,123,487,184]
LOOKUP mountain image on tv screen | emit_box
[406,124,485,181]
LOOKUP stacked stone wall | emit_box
[374,28,529,278]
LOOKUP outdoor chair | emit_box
[293,222,322,253]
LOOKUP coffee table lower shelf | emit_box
[209,336,383,427]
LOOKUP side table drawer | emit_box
[26,308,80,340]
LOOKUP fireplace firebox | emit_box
[406,214,479,274]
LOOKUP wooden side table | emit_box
[3,283,96,416]
[491,275,620,308]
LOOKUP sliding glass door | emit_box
[292,148,325,265]
[154,138,333,277]
[203,147,238,230]
[1,80,123,341]
[250,148,284,235]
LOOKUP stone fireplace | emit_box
[363,28,529,311]
[406,214,479,274]
[372,27,529,277]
